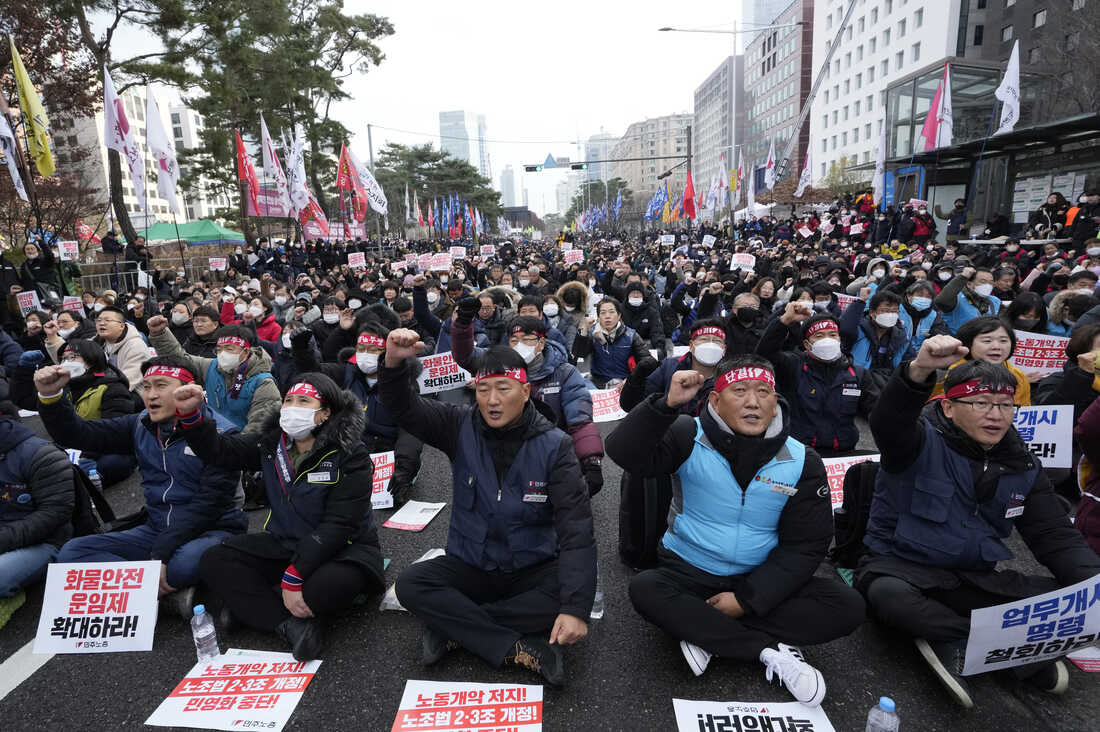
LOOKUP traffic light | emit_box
[570,163,588,171]
[524,165,543,172]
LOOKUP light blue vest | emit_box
[899,306,938,353]
[663,418,806,576]
[942,291,999,333]
[204,359,273,429]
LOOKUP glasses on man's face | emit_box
[951,399,1016,415]
[96,317,124,325]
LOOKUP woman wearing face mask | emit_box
[898,281,949,354]
[1001,293,1053,335]
[271,287,294,323]
[621,319,725,415]
[750,277,778,314]
[174,373,383,662]
[573,298,651,389]
[40,310,96,363]
[930,316,1031,406]
[555,282,588,358]
[167,301,194,343]
[541,294,577,357]
[620,282,667,360]
[845,256,889,297]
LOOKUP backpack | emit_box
[829,460,880,569]
[70,465,117,537]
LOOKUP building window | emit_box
[825,89,830,103]
[872,8,878,23]
[895,51,904,70]
[974,24,984,46]
[171,113,180,124]
[822,139,828,153]
[858,16,865,32]
[831,136,837,150]
[898,19,906,35]
[844,105,850,120]
[844,80,851,94]
[1028,47,1040,64]
[885,0,893,12]
[912,42,920,62]
[856,73,863,89]
[842,132,848,146]
[1001,25,1013,42]
[1033,9,1046,28]
[884,29,891,44]
[914,9,923,28]
[855,101,862,115]
[865,123,872,138]
[857,45,864,61]
[871,37,877,53]
[823,114,829,128]
[977,0,987,8]
[881,59,889,75]
[868,66,875,82]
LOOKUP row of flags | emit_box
[573,189,624,232]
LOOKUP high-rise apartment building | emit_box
[584,130,620,182]
[499,164,516,207]
[609,113,692,205]
[693,56,743,203]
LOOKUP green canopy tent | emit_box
[136,219,244,246]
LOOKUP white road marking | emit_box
[0,641,53,701]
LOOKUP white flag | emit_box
[734,150,744,207]
[404,183,412,223]
[283,127,310,214]
[144,88,180,215]
[259,113,292,214]
[936,65,954,149]
[103,65,146,213]
[872,119,887,204]
[994,41,1020,136]
[345,146,388,215]
[793,151,811,198]
[746,160,756,213]
[717,154,729,204]
[0,115,28,202]
[764,139,777,190]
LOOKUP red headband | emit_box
[691,326,726,341]
[217,336,250,349]
[715,366,776,392]
[945,379,1015,400]
[511,325,546,337]
[143,365,194,384]
[473,367,527,384]
[804,320,839,338]
[287,382,321,400]
[357,333,386,348]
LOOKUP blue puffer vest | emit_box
[791,360,865,452]
[942,291,1000,334]
[343,363,399,441]
[850,319,910,371]
[448,412,563,571]
[590,325,638,380]
[663,419,806,576]
[864,420,1039,569]
[899,306,938,353]
[204,359,274,429]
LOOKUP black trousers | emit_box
[629,547,866,662]
[395,554,562,666]
[199,544,382,633]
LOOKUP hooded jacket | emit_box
[0,418,74,553]
[99,322,149,394]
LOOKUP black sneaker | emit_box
[505,636,565,686]
[216,606,239,635]
[421,627,459,666]
[1026,660,1069,695]
[276,617,324,662]
[914,638,973,708]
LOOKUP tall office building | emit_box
[584,130,620,182]
[438,110,490,179]
[499,164,517,207]
[476,114,491,180]
[693,56,743,206]
[744,0,797,42]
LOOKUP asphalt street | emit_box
[0,415,1096,731]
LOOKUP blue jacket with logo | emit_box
[0,418,74,552]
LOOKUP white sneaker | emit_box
[760,644,826,707]
[680,640,712,676]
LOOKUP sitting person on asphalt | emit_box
[857,335,1100,708]
[173,373,384,662]
[380,331,596,687]
[34,356,247,617]
[606,355,866,707]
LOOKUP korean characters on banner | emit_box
[61,295,83,312]
[405,253,418,266]
[589,385,627,423]
[849,222,864,235]
[479,244,495,257]
[671,698,836,732]
[145,650,321,732]
[57,239,79,261]
[729,253,756,272]
[34,561,160,653]
[1012,405,1073,468]
[564,249,584,265]
[430,253,453,272]
[449,245,466,260]
[1009,331,1069,378]
[348,252,366,269]
[701,234,716,247]
[962,573,1100,675]
[834,293,859,312]
[821,454,880,510]
[417,253,432,271]
[371,450,395,510]
[417,352,472,394]
[660,234,676,245]
[391,680,543,732]
[561,241,573,251]
[208,257,227,271]
[16,289,41,315]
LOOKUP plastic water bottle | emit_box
[865,696,899,732]
[590,563,605,620]
[191,605,220,662]
[87,468,102,493]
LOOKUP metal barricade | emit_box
[77,261,140,296]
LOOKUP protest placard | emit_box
[840,216,851,226]
[34,561,159,654]
[379,549,445,612]
[564,249,583,265]
[820,221,835,234]
[590,386,626,423]
[480,244,495,257]
[449,246,466,260]
[417,352,472,394]
[61,296,83,312]
[661,234,676,245]
[371,451,395,510]
[430,253,453,271]
[701,234,716,248]
[672,698,835,732]
[348,252,366,269]
[962,572,1100,675]
[391,680,543,732]
[821,454,880,510]
[417,253,432,271]
[561,241,573,251]
[57,240,79,261]
[849,222,864,234]
[730,253,756,272]
[208,257,227,271]
[405,253,418,265]
[1012,404,1073,468]
[383,501,446,532]
[1068,645,1100,672]
[1010,331,1068,377]
[16,290,41,315]
[908,198,929,208]
[798,227,813,238]
[145,651,320,732]
[835,293,859,312]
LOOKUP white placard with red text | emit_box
[849,222,864,234]
[348,252,366,269]
[561,241,573,251]
[417,253,433,271]
[798,227,813,238]
[58,240,79,261]
[16,290,41,315]
[480,244,495,257]
[383,501,446,532]
[672,698,834,732]
[1068,645,1100,673]
[450,246,467,260]
[145,650,321,732]
[730,253,756,272]
[1010,331,1069,378]
[405,253,418,265]
[430,253,453,272]
[371,451,395,510]
[418,351,472,394]
[564,249,583,265]
[62,296,83,312]
[208,257,227,271]
[821,221,835,234]
[34,561,160,654]
[590,385,627,423]
[661,234,676,245]
[835,293,859,312]
[821,454,880,510]
[391,680,543,732]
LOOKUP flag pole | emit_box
[171,212,185,274]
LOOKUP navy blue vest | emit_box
[791,361,864,452]
[343,363,399,441]
[590,326,638,380]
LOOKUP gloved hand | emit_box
[582,456,603,497]
[455,296,480,325]
[19,350,46,368]
[628,356,660,384]
[290,328,313,347]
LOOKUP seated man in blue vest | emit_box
[857,335,1100,708]
[606,356,865,707]
[934,265,1001,334]
[756,306,878,457]
[380,332,596,687]
[838,288,915,380]
[145,315,280,434]
[34,356,247,616]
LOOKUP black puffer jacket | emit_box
[0,418,75,553]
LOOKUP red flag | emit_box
[235,130,260,217]
[76,219,101,245]
[336,143,369,222]
[683,171,696,220]
[417,204,424,227]
[428,202,435,228]
[298,193,330,237]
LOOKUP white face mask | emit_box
[280,406,319,440]
[810,337,842,361]
[628,297,643,307]
[217,351,241,373]
[938,272,952,281]
[171,312,190,326]
[921,261,933,270]
[281,334,292,349]
[564,305,576,313]
[910,297,932,311]
[59,359,86,379]
[813,300,830,311]
[58,327,75,339]
[427,292,440,305]
[693,341,725,366]
[93,303,105,312]
[275,295,288,306]
[1088,247,1100,257]
[973,283,994,298]
[355,351,379,374]
[323,312,340,324]
[872,269,886,279]
[234,303,246,315]
[513,342,537,363]
[519,279,530,288]
[543,303,559,317]
[874,312,900,328]
[348,299,362,310]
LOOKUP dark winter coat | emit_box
[0,418,74,553]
